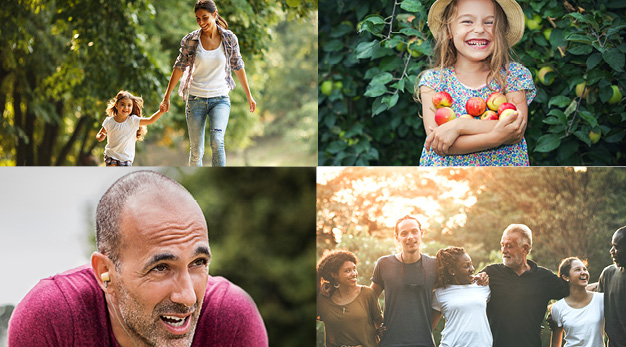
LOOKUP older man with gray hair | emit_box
[481,224,568,347]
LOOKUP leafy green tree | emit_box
[1,0,317,166]
[261,13,318,154]
[0,0,164,165]
[174,167,316,347]
[317,167,626,346]
[319,0,626,165]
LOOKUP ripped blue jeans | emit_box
[186,95,231,167]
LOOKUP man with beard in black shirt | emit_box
[482,224,568,347]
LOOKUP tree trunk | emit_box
[55,115,88,166]
[37,101,63,165]
[14,90,25,166]
[24,107,36,165]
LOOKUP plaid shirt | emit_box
[174,26,245,100]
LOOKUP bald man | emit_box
[9,171,268,347]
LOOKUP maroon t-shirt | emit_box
[8,265,268,346]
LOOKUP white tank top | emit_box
[189,41,230,98]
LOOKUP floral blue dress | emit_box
[418,62,536,166]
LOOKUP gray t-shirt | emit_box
[371,254,437,347]
[598,264,626,347]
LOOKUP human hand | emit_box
[493,111,526,145]
[376,323,387,338]
[160,98,170,113]
[425,122,460,156]
[248,96,256,113]
[473,272,489,286]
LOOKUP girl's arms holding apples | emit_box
[422,87,528,156]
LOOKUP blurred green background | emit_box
[318,0,625,165]
[0,167,315,347]
[0,0,318,166]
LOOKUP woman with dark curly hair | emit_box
[431,247,492,347]
[548,257,604,347]
[317,250,383,347]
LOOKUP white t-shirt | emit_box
[551,292,604,347]
[189,41,230,98]
[432,283,492,347]
[103,115,141,162]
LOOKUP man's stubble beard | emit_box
[115,281,201,347]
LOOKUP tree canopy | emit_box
[0,0,317,165]
[319,0,626,165]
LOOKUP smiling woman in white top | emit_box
[549,257,605,347]
[160,0,256,167]
[431,247,492,347]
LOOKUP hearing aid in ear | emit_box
[101,272,110,288]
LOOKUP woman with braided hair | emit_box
[317,249,383,347]
[431,247,492,347]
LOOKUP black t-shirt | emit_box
[482,260,568,347]
[598,264,626,347]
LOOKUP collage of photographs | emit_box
[0,0,624,346]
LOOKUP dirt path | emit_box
[135,134,316,167]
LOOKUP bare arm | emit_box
[139,111,164,126]
[550,327,564,347]
[431,309,442,330]
[423,87,529,156]
[234,67,256,113]
[96,127,106,142]
[160,68,184,112]
[422,86,499,156]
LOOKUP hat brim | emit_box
[427,0,524,47]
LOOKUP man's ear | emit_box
[91,252,115,292]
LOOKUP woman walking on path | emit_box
[161,0,256,166]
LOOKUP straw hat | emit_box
[427,0,525,47]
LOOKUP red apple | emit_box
[466,97,487,116]
[497,102,517,116]
[459,114,474,119]
[480,110,499,120]
[486,92,507,111]
[499,109,518,121]
[432,91,453,109]
[435,107,456,125]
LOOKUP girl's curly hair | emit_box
[105,90,148,141]
[435,246,466,289]
[316,250,357,297]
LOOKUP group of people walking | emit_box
[317,219,626,347]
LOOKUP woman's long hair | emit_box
[195,0,229,29]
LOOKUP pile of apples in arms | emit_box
[432,91,518,125]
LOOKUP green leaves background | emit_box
[319,0,626,166]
